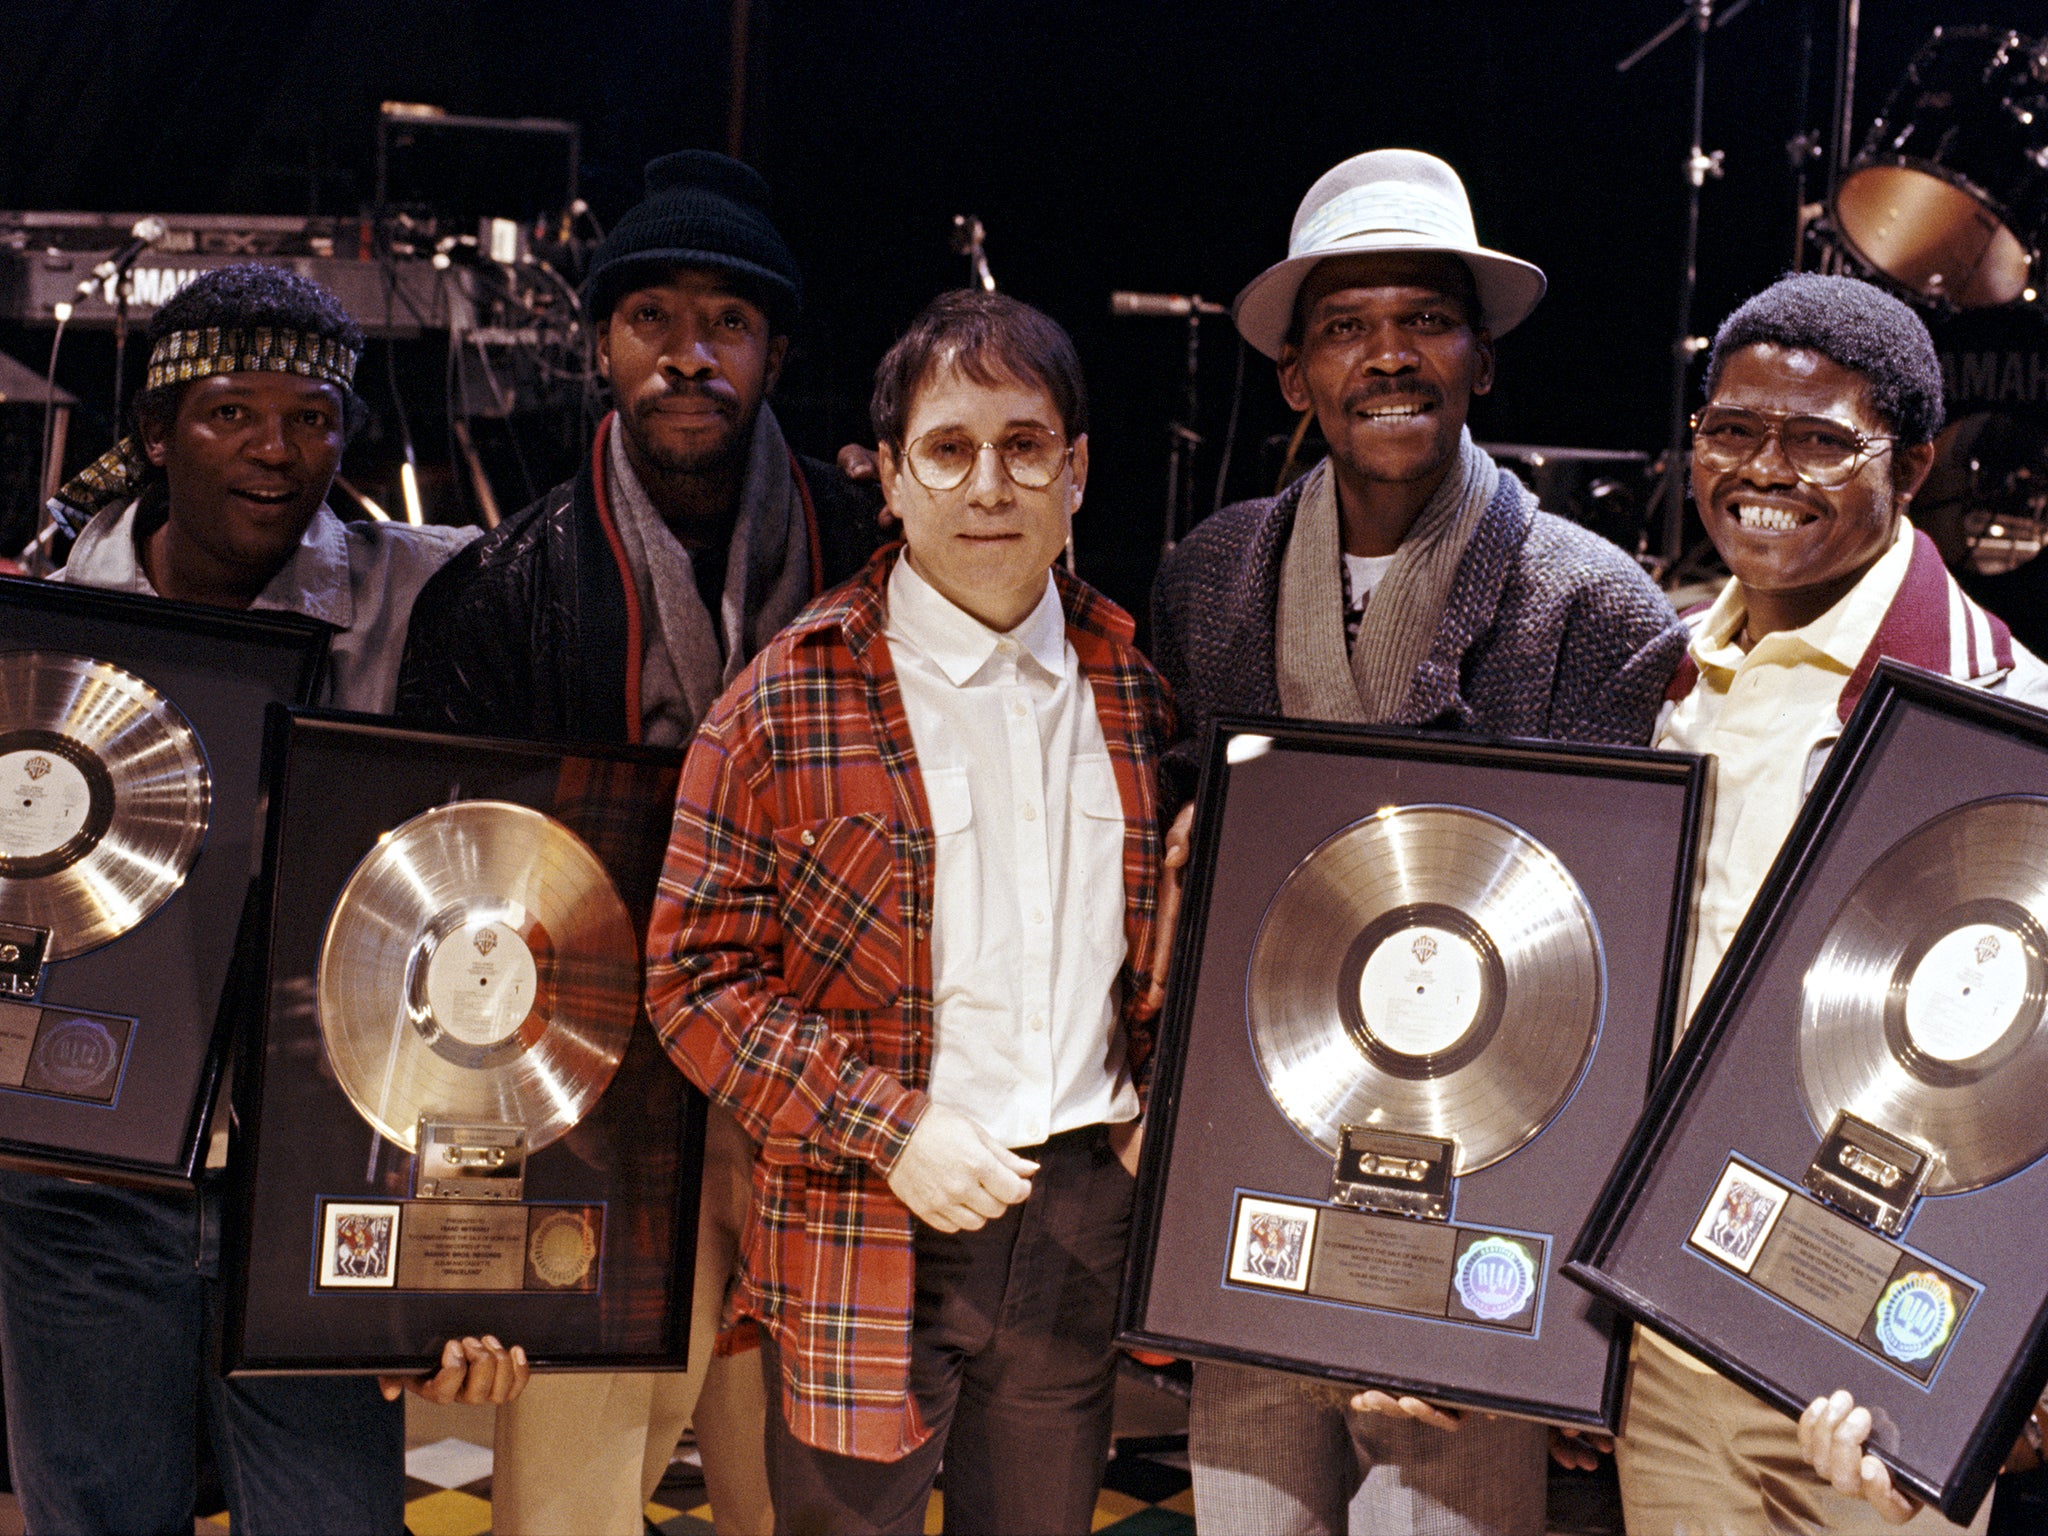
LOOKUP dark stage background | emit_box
[0,0,2031,618]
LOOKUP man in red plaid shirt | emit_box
[647,290,1175,1534]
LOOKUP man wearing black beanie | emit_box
[398,149,880,1536]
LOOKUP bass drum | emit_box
[1831,27,2048,309]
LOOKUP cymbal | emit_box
[316,799,639,1152]
[1799,795,2048,1194]
[1247,804,1603,1175]
[0,650,209,960]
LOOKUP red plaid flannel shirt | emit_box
[646,545,1175,1461]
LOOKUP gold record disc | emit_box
[0,650,210,960]
[316,800,639,1153]
[1798,795,2048,1194]
[1246,805,1604,1174]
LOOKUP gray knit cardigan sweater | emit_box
[1150,465,1688,797]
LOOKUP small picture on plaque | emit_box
[1689,1160,1789,1275]
[1227,1195,1318,1292]
[319,1202,402,1289]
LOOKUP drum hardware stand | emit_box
[1785,0,1828,269]
[1619,0,1755,572]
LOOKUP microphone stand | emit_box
[1164,307,1206,556]
[951,216,995,293]
[1110,292,1229,555]
[111,264,135,426]
[1618,0,1754,570]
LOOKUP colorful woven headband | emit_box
[145,325,359,393]
[46,326,359,530]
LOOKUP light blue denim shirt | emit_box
[53,499,478,713]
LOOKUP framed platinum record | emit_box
[1570,662,2048,1522]
[221,709,701,1373]
[0,578,325,1186]
[1118,716,1709,1429]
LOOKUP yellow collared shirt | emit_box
[1658,519,1915,1030]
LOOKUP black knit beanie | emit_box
[583,150,802,332]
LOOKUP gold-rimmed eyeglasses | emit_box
[1689,405,1897,489]
[902,427,1074,491]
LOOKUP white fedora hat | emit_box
[1232,149,1547,358]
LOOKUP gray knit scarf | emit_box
[1275,429,1498,722]
[606,404,812,747]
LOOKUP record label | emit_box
[1903,923,2027,1063]
[0,749,92,861]
[1357,925,1485,1057]
[424,919,537,1049]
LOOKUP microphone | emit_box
[1110,290,1227,318]
[78,217,168,298]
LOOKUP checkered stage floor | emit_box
[190,1433,1638,1535]
[196,1431,1200,1535]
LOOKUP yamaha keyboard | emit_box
[0,212,476,337]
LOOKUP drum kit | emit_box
[1820,27,2048,584]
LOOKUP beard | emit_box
[619,388,756,479]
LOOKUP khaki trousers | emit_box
[1617,1335,1988,1536]
[489,1108,771,1536]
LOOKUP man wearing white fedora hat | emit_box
[1151,148,1686,1534]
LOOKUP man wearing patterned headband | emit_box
[0,264,509,1536]
[44,264,473,712]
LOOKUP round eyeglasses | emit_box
[902,427,1075,492]
[1690,406,1897,489]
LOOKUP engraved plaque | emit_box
[395,1204,529,1291]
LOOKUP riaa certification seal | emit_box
[1873,1271,1958,1364]
[527,1209,597,1290]
[1453,1234,1538,1322]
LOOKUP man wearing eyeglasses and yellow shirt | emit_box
[1620,273,2048,1533]
[645,289,1174,1535]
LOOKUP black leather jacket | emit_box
[395,423,881,743]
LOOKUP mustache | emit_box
[1345,378,1444,409]
[636,380,739,415]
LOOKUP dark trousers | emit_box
[763,1122,1134,1536]
[0,1168,404,1536]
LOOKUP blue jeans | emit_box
[0,1168,404,1536]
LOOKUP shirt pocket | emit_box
[771,813,904,1011]
[1068,755,1129,975]
[922,765,974,838]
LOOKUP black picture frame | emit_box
[221,708,701,1374]
[0,577,327,1187]
[1119,715,1709,1429]
[1567,661,2048,1524]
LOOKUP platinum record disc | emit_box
[317,800,639,1153]
[1798,795,2048,1194]
[1247,805,1604,1174]
[0,650,210,959]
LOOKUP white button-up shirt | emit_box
[883,557,1139,1148]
